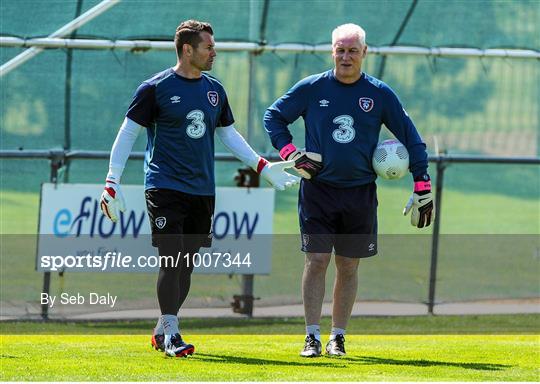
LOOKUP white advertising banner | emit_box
[37,184,274,274]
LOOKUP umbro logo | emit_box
[319,99,329,107]
[368,243,375,252]
[170,96,181,104]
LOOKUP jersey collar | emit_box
[330,69,365,86]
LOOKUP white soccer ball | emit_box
[372,139,409,180]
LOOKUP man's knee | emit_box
[335,255,360,277]
[305,253,331,274]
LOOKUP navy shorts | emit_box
[299,179,378,258]
[145,188,215,251]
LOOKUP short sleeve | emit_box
[218,92,235,127]
[126,82,157,128]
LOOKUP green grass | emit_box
[2,316,540,381]
[1,307,539,382]
[1,314,539,335]
[3,316,538,381]
[1,334,538,381]
[0,190,39,234]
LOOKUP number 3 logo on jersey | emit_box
[332,115,355,143]
[186,109,206,139]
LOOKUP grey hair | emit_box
[332,23,366,46]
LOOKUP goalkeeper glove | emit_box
[403,175,435,228]
[100,178,126,223]
[256,158,300,191]
[279,143,323,179]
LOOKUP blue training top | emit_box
[264,70,428,187]
[126,68,234,196]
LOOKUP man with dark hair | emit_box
[100,19,299,358]
[174,19,214,55]
[263,23,433,357]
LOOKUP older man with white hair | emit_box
[263,23,433,357]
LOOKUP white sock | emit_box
[306,324,321,341]
[330,327,346,340]
[161,314,179,336]
[154,317,164,335]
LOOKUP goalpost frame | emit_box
[2,36,539,59]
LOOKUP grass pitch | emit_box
[1,334,538,381]
[1,316,539,381]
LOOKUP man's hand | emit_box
[279,143,322,179]
[258,159,301,191]
[403,176,435,228]
[100,179,126,223]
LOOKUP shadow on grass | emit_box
[182,353,511,371]
[195,352,340,368]
[344,356,511,371]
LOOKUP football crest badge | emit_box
[359,97,374,112]
[207,91,219,107]
[302,234,310,247]
[155,217,166,229]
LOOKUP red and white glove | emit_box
[403,175,435,228]
[100,178,126,223]
[279,143,323,180]
[256,157,300,191]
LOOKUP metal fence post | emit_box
[238,50,258,317]
[242,274,255,317]
[41,150,65,320]
[40,273,51,320]
[427,157,447,314]
[231,167,260,317]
